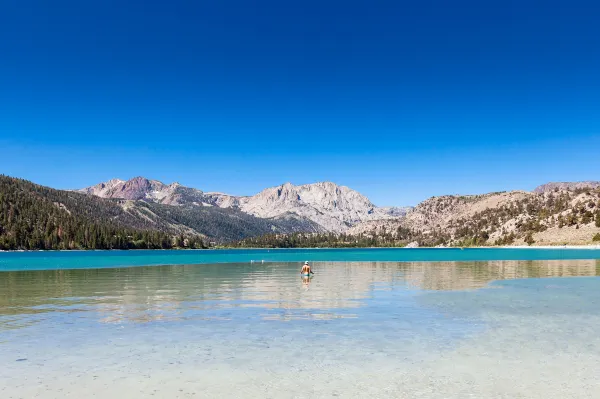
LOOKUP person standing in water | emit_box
[301,261,312,274]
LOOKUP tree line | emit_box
[0,175,206,250]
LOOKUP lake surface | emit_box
[2,250,600,398]
[2,247,600,271]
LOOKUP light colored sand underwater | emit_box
[2,261,600,398]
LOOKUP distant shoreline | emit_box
[501,245,600,249]
[2,245,600,253]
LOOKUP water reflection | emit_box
[301,275,312,289]
[1,260,599,330]
[401,259,600,290]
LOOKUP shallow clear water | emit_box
[2,257,600,398]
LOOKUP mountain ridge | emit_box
[0,175,323,250]
[3,174,596,250]
[346,186,600,246]
[533,181,600,194]
[80,177,600,244]
[79,177,403,232]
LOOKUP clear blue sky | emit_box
[1,0,599,206]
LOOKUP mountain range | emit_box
[79,177,600,246]
[1,174,600,250]
[79,177,409,232]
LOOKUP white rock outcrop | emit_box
[80,179,402,232]
[211,182,395,232]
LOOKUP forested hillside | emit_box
[0,175,190,250]
[231,232,400,248]
[126,201,321,242]
[0,175,321,250]
[396,187,600,246]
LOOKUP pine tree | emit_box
[524,232,535,246]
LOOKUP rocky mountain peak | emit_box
[78,176,204,205]
[80,178,400,232]
[232,181,390,231]
[118,177,156,200]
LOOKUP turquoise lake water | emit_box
[2,247,600,271]
[2,249,600,398]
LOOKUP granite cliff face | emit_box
[80,179,396,232]
[222,182,393,232]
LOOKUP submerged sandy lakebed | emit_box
[1,252,600,398]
